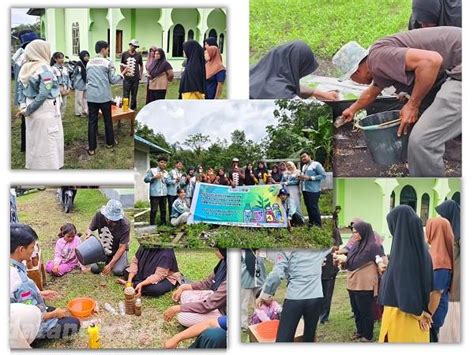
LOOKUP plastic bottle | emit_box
[375,255,383,264]
[122,98,129,111]
[119,301,126,316]
[87,323,101,349]
[104,302,118,315]
[135,298,142,316]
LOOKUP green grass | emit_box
[241,272,381,343]
[10,80,227,170]
[250,0,411,65]
[15,189,218,349]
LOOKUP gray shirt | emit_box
[368,26,462,94]
[241,250,267,289]
[86,55,123,103]
[261,249,331,300]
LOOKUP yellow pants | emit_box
[181,91,205,100]
[378,306,429,343]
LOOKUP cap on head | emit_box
[332,41,368,82]
[129,39,139,47]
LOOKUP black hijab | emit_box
[346,221,381,271]
[378,205,433,316]
[244,167,256,185]
[135,247,179,282]
[179,40,206,95]
[78,50,89,83]
[211,248,227,291]
[244,249,257,276]
[436,199,460,241]
[412,0,462,28]
[271,165,282,183]
[148,48,172,79]
[249,41,318,99]
[204,37,218,47]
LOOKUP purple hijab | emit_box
[346,221,382,271]
[148,48,172,79]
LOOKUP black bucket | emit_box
[75,235,106,265]
[355,110,409,166]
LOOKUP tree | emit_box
[183,133,210,162]
[135,122,171,152]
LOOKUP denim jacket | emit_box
[144,167,169,197]
[301,161,326,193]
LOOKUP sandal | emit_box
[87,149,96,156]
[106,139,118,149]
[351,333,362,340]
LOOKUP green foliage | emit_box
[134,200,150,208]
[266,100,333,169]
[250,0,411,63]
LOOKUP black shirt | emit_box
[121,51,143,81]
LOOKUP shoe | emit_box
[358,337,373,343]
[351,333,362,340]
[106,139,118,149]
[87,149,96,156]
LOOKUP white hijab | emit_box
[19,40,52,86]
[286,161,300,176]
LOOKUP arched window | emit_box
[390,191,395,210]
[219,33,224,53]
[72,22,80,56]
[400,185,417,212]
[420,193,430,225]
[452,192,461,206]
[187,29,194,40]
[172,24,185,57]
[208,28,217,39]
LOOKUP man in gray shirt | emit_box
[86,40,126,156]
[333,27,461,176]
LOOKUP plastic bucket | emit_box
[67,297,96,318]
[75,235,106,265]
[256,320,280,340]
[355,110,409,166]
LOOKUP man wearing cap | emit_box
[229,158,245,187]
[84,199,130,276]
[332,27,461,176]
[278,188,305,228]
[120,39,143,110]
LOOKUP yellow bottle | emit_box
[87,323,101,349]
[122,98,129,111]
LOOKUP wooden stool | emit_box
[27,249,46,290]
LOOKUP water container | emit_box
[75,235,106,266]
[355,110,409,166]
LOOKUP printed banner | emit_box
[189,183,287,227]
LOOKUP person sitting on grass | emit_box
[118,246,181,297]
[165,315,227,349]
[278,188,305,228]
[45,223,85,277]
[10,223,80,342]
[171,188,191,227]
[164,248,227,327]
[84,199,130,276]
[249,289,282,325]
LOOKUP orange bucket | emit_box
[67,297,96,318]
[256,320,280,340]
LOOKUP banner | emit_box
[189,183,288,227]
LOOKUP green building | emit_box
[335,178,461,249]
[28,8,227,68]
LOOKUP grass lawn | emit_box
[10,80,226,170]
[241,264,381,343]
[250,0,411,67]
[15,189,218,349]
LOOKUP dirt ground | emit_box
[333,123,462,177]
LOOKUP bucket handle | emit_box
[355,118,401,131]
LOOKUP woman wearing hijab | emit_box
[179,40,206,100]
[378,205,433,343]
[338,221,384,342]
[249,41,339,100]
[409,0,461,29]
[269,165,283,184]
[240,249,267,329]
[425,217,454,342]
[254,161,269,185]
[72,50,89,117]
[244,163,258,185]
[435,199,460,343]
[164,248,227,327]
[204,46,226,99]
[214,168,230,186]
[16,40,64,170]
[281,161,303,216]
[146,48,174,102]
[145,46,157,103]
[203,37,218,49]
[119,247,181,297]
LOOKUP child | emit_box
[50,52,72,119]
[45,223,83,276]
[72,50,89,117]
[249,289,281,325]
[278,188,305,228]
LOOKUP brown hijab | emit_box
[426,217,454,270]
[205,46,225,79]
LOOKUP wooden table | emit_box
[248,319,306,343]
[99,105,135,136]
[27,249,47,291]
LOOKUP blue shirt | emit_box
[86,55,123,103]
[301,161,326,193]
[218,315,227,331]
[205,70,226,99]
[144,167,169,197]
[432,268,452,328]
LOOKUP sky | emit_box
[11,8,39,27]
[136,100,279,146]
